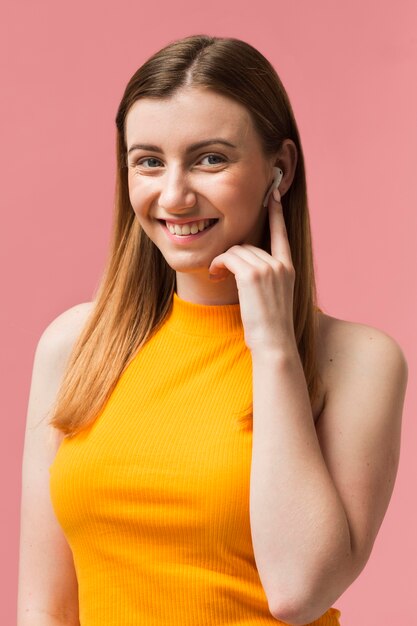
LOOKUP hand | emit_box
[208,188,297,354]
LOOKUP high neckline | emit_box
[166,292,244,337]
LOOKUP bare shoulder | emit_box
[306,310,409,591]
[39,300,96,354]
[18,301,96,622]
[30,301,96,446]
[316,310,409,403]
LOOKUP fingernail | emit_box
[273,188,281,203]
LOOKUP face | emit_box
[125,86,276,276]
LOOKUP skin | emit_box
[15,81,407,626]
[124,85,408,623]
[125,86,297,306]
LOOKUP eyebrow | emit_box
[127,138,238,155]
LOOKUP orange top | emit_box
[49,293,341,625]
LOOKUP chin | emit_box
[161,252,212,275]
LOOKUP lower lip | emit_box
[160,221,217,244]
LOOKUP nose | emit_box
[158,167,197,214]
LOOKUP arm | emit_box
[209,183,408,624]
[17,303,93,626]
[249,323,408,625]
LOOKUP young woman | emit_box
[18,35,408,626]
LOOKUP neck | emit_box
[175,270,240,306]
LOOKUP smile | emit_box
[165,218,216,235]
[159,219,218,244]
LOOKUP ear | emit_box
[273,139,298,197]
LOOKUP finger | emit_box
[236,243,277,266]
[268,190,293,266]
[208,248,259,280]
[215,244,272,267]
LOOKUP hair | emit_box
[48,34,323,437]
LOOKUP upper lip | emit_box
[158,217,218,225]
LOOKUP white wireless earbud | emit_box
[263,166,284,207]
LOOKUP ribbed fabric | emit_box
[49,292,342,626]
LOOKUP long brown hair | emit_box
[49,34,322,437]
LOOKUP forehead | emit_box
[124,87,255,147]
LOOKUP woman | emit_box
[18,35,408,626]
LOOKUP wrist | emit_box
[250,340,299,364]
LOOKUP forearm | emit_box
[18,618,80,626]
[17,615,79,626]
[249,346,352,619]
[18,608,80,626]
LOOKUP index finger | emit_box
[268,188,293,266]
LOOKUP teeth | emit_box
[166,219,214,236]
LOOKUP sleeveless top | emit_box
[49,293,341,626]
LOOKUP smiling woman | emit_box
[18,34,407,626]
[124,88,285,286]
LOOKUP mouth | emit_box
[159,218,218,238]
[158,218,218,243]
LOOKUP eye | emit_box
[134,157,163,168]
[130,153,227,169]
[199,154,226,166]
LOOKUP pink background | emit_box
[2,0,416,624]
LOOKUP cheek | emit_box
[128,188,142,214]
[223,181,264,227]
[126,170,265,221]
[127,177,148,217]
[214,174,262,208]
